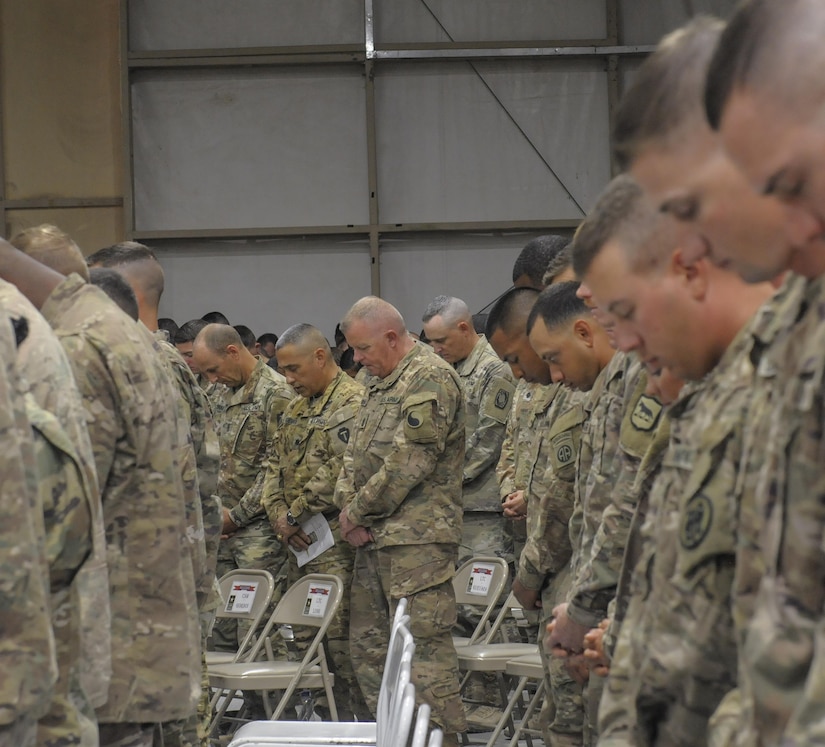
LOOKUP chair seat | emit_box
[457,643,537,672]
[210,662,331,691]
[228,719,377,746]
[206,650,236,666]
[504,652,544,678]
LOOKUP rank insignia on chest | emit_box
[337,426,350,444]
[630,395,663,431]
[495,388,510,410]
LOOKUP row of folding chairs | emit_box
[225,597,444,747]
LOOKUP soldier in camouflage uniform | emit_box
[422,295,515,567]
[194,323,294,653]
[335,297,466,744]
[5,228,201,747]
[0,278,110,740]
[260,323,370,721]
[422,295,515,717]
[0,310,57,747]
[526,281,620,747]
[609,12,825,745]
[572,173,777,746]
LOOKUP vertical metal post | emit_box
[0,5,7,237]
[120,0,136,237]
[364,0,381,296]
[605,0,621,176]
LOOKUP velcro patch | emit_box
[680,494,713,550]
[495,388,510,410]
[630,395,663,432]
[337,426,350,444]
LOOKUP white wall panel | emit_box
[131,67,369,231]
[378,231,570,329]
[129,0,364,50]
[374,60,610,224]
[375,0,606,44]
[155,238,372,342]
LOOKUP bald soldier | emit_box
[335,297,467,744]
[194,324,294,654]
[4,228,201,747]
[261,323,370,721]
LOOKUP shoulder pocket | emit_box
[324,405,358,455]
[402,391,440,444]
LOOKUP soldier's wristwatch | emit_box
[286,510,299,527]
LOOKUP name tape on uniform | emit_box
[225,580,259,614]
[303,583,333,618]
[467,563,496,596]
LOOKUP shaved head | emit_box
[86,241,165,309]
[340,296,407,336]
[485,287,539,339]
[194,323,244,354]
[10,224,90,281]
[706,0,825,129]
[422,295,472,326]
[277,323,332,356]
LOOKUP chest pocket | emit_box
[229,406,265,464]
[674,421,739,583]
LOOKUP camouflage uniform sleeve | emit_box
[567,381,663,630]
[229,387,291,527]
[0,324,56,732]
[464,371,515,483]
[496,401,518,499]
[517,403,583,590]
[260,427,287,527]
[345,378,461,526]
[59,334,119,490]
[292,403,359,520]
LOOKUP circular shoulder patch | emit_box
[407,410,422,428]
[680,493,713,550]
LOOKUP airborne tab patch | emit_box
[630,395,663,432]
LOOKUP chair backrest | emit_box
[411,703,432,747]
[377,623,415,745]
[378,682,417,747]
[213,568,276,661]
[427,728,443,747]
[245,573,343,663]
[480,590,525,644]
[452,556,510,644]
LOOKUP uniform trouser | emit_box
[211,522,288,652]
[281,516,371,721]
[540,574,585,747]
[349,543,467,735]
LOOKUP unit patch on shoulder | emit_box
[630,395,663,432]
[495,388,510,410]
[407,411,423,428]
[551,432,576,467]
[680,493,713,550]
[337,426,350,444]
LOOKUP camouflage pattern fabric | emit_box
[733,273,825,747]
[334,342,466,734]
[261,370,370,720]
[40,274,200,725]
[212,358,293,651]
[0,312,56,745]
[27,397,98,747]
[0,278,111,708]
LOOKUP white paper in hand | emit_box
[290,513,335,568]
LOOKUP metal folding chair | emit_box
[452,556,510,647]
[209,574,343,739]
[207,568,276,666]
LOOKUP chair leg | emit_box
[507,679,545,747]
[484,675,526,747]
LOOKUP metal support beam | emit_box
[370,44,654,61]
[1,197,123,210]
[364,0,381,296]
[605,0,622,176]
[120,0,136,237]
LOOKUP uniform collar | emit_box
[368,341,422,391]
[454,335,488,376]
